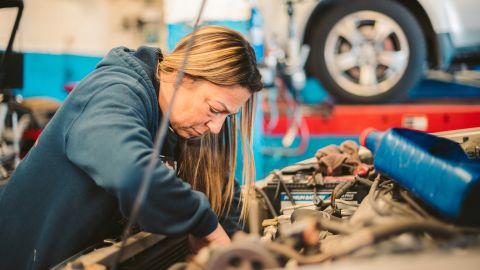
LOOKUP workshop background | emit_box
[1,0,480,181]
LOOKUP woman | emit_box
[0,26,262,269]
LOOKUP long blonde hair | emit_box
[158,26,262,220]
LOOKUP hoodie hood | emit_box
[97,46,163,96]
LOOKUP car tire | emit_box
[306,0,426,104]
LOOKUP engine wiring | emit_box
[167,138,480,270]
[256,175,475,266]
[398,189,432,219]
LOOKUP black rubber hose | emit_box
[255,186,279,218]
[354,175,373,187]
[273,170,296,206]
[280,177,296,206]
[273,177,281,201]
[331,180,355,208]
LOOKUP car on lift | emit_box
[260,0,480,103]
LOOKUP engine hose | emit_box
[331,180,356,209]
[368,176,425,218]
[255,186,279,217]
[267,219,462,265]
[370,220,460,240]
[291,208,352,234]
[273,176,281,201]
[377,190,423,218]
[354,175,373,187]
[318,217,353,234]
[272,170,296,206]
[330,220,461,259]
[398,189,431,218]
[266,242,330,264]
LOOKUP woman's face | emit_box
[159,75,252,139]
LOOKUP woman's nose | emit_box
[206,116,226,134]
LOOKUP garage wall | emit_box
[163,0,251,51]
[1,0,163,55]
[1,0,165,100]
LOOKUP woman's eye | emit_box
[209,107,221,115]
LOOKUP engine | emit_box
[176,133,480,270]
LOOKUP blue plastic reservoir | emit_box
[360,128,480,221]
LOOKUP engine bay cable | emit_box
[399,189,432,218]
[272,170,296,206]
[255,186,279,217]
[110,1,208,269]
[266,218,462,265]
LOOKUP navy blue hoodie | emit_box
[0,46,240,269]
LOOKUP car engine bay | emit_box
[57,128,480,270]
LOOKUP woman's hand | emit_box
[188,223,231,254]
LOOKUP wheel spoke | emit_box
[323,9,417,98]
[359,64,378,86]
[334,16,364,45]
[336,51,358,71]
[378,50,407,70]
[372,21,394,44]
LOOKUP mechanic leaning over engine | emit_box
[0,25,262,270]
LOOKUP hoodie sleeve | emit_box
[65,83,218,237]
